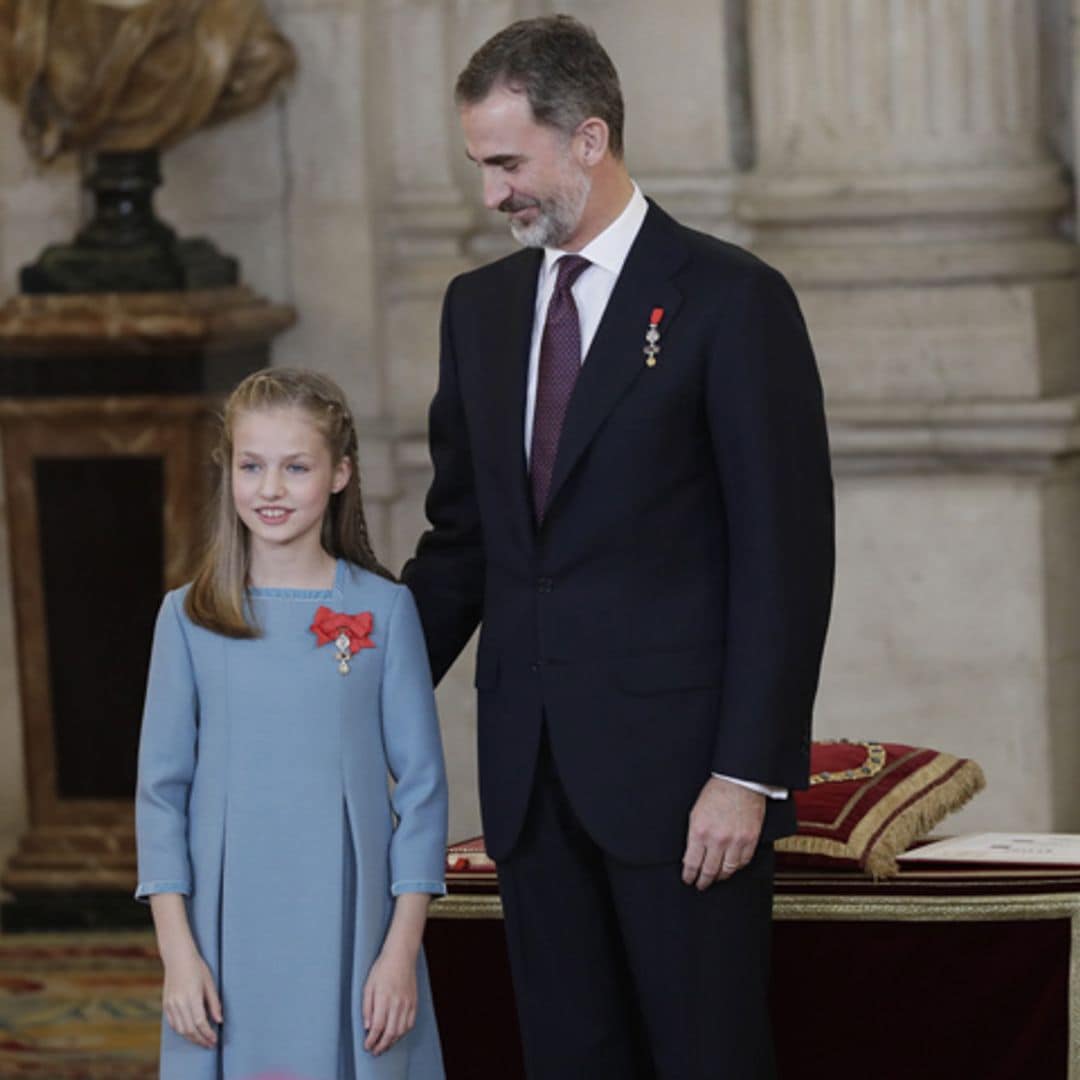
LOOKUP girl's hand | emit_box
[162,944,223,1049]
[362,947,417,1056]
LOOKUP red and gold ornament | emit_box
[644,307,664,367]
[309,606,375,675]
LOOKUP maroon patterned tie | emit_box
[530,254,591,522]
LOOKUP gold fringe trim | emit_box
[777,758,987,880]
[847,754,964,854]
[864,760,986,879]
[776,833,860,863]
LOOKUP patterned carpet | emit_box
[0,932,160,1078]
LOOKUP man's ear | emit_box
[576,117,610,165]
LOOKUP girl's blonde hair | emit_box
[185,367,394,637]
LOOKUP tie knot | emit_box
[554,254,590,294]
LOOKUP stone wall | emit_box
[743,0,1080,832]
[0,0,1078,858]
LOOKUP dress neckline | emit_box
[247,558,345,600]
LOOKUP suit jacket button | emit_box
[536,577,553,593]
[530,661,542,673]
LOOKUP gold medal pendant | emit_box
[335,632,352,675]
[643,307,664,368]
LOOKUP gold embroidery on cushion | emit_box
[809,740,887,786]
[801,749,924,833]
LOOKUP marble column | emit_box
[741,0,1080,832]
[253,0,396,572]
[561,0,743,236]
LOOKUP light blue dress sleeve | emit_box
[134,590,198,900]
[380,586,449,896]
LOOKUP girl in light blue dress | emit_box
[135,368,448,1080]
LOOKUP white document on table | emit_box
[898,833,1080,865]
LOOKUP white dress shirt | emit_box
[525,182,786,802]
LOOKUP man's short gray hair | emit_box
[455,15,625,159]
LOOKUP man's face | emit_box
[461,86,591,249]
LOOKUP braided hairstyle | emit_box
[185,367,394,637]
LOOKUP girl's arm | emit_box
[381,891,432,959]
[149,893,223,1050]
[362,586,450,1055]
[136,592,220,1048]
[379,587,449,898]
[136,592,198,901]
[362,892,431,1055]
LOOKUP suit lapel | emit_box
[484,247,542,545]
[544,204,688,519]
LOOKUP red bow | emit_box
[309,607,375,654]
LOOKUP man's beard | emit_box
[504,166,591,249]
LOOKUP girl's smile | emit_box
[253,505,295,525]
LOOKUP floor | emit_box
[0,930,159,1078]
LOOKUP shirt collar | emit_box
[541,182,648,280]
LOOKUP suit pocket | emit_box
[616,647,722,695]
[474,649,500,690]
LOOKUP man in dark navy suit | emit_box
[403,15,834,1079]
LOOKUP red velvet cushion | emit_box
[775,739,986,878]
[446,836,496,874]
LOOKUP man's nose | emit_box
[482,171,509,211]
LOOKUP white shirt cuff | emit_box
[712,773,788,799]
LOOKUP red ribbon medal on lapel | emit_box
[644,307,664,367]
[310,607,375,675]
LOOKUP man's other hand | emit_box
[681,776,766,890]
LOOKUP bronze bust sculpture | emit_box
[0,0,295,159]
[0,0,297,291]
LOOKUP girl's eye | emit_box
[238,462,260,472]
[286,464,310,473]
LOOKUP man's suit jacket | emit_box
[403,201,834,865]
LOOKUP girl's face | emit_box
[231,406,350,558]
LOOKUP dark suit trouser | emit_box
[496,732,777,1080]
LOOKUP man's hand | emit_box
[682,776,766,890]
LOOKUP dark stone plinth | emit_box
[19,150,238,294]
